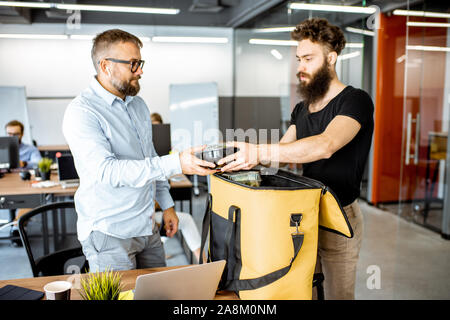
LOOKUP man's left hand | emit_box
[162,207,178,238]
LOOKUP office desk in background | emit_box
[0,172,76,211]
[0,172,193,255]
[0,172,193,212]
[0,265,239,300]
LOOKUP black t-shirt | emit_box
[290,86,374,207]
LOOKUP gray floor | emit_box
[1,193,449,299]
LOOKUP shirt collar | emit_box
[90,76,134,107]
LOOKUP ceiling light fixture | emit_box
[393,9,450,19]
[0,33,68,40]
[55,4,179,15]
[249,39,297,46]
[345,43,364,48]
[253,26,296,33]
[345,27,375,36]
[270,49,283,60]
[338,51,361,61]
[0,1,52,9]
[407,45,450,52]
[0,2,179,15]
[407,21,450,28]
[152,37,228,44]
[289,3,376,14]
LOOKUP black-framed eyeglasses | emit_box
[103,58,145,73]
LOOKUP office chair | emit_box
[17,201,89,277]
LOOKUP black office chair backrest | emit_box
[17,201,88,277]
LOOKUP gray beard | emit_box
[112,78,140,97]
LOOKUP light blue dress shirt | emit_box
[62,77,182,241]
[19,143,42,169]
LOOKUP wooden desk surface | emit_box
[0,172,77,196]
[0,266,238,300]
[0,172,192,197]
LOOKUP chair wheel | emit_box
[10,228,23,247]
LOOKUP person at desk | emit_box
[5,120,41,169]
[62,29,216,272]
[151,112,163,125]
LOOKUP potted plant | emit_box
[79,268,123,300]
[37,157,53,181]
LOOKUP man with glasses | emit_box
[63,29,216,272]
[5,120,41,169]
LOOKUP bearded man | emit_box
[63,29,215,272]
[218,18,374,299]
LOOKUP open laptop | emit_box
[134,260,226,300]
[57,154,79,188]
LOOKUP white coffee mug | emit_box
[43,281,72,300]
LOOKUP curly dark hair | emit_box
[91,29,143,72]
[291,18,346,55]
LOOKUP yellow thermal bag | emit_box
[200,169,353,300]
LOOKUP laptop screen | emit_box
[57,155,79,181]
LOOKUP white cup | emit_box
[43,281,72,300]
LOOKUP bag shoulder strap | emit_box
[199,193,212,264]
[224,205,304,292]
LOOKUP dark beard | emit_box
[112,78,140,97]
[296,61,333,107]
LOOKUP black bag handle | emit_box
[223,205,304,292]
[199,193,212,264]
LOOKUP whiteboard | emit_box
[169,82,220,151]
[0,86,33,145]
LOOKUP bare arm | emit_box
[218,115,361,171]
[262,115,361,164]
[279,125,297,144]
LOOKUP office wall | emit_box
[0,23,233,145]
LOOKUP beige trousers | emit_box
[314,199,364,300]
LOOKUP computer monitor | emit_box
[0,136,20,170]
[152,124,171,156]
[57,154,79,183]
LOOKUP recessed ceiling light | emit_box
[345,27,375,36]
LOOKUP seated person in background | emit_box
[154,201,206,264]
[5,120,42,169]
[151,112,163,125]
